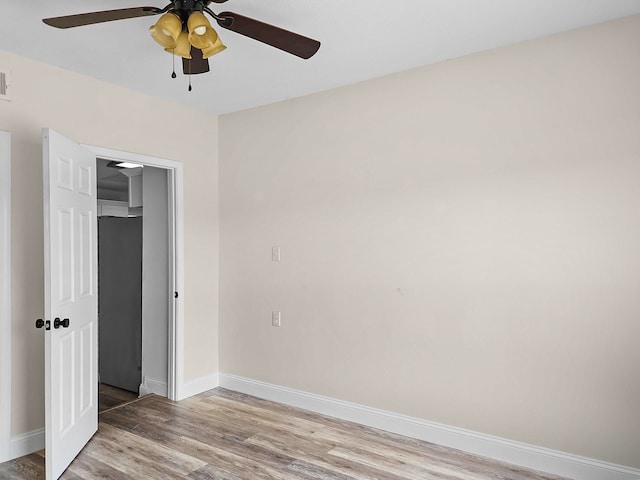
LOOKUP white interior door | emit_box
[43,129,98,479]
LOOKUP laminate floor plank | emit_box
[313,426,565,480]
[329,445,466,480]
[211,388,376,434]
[168,436,301,480]
[245,432,410,480]
[0,461,33,480]
[58,471,84,480]
[313,427,499,479]
[86,424,206,477]
[0,389,570,480]
[63,452,133,480]
[186,464,249,480]
[197,397,327,438]
[98,384,139,414]
[123,399,259,445]
[284,459,362,480]
[0,452,45,480]
[133,398,258,439]
[99,384,138,402]
[99,400,173,429]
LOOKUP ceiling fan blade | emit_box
[183,48,210,75]
[43,7,162,29]
[216,12,320,59]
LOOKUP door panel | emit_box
[43,129,98,479]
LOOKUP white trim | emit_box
[181,373,219,399]
[219,374,640,480]
[10,429,44,459]
[0,131,12,463]
[167,167,185,401]
[139,376,168,397]
[85,145,185,402]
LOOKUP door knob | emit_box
[53,317,70,329]
[35,319,51,330]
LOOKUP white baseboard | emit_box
[139,376,168,397]
[10,428,44,460]
[180,373,219,399]
[219,373,640,480]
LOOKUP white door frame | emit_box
[0,131,11,462]
[85,145,185,401]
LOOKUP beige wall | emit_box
[219,15,640,468]
[0,49,219,436]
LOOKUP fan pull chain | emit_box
[187,58,192,92]
[171,49,177,79]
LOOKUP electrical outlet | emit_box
[272,311,281,327]
[272,246,281,262]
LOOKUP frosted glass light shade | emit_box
[165,31,192,59]
[149,13,182,49]
[187,12,218,49]
[201,36,227,58]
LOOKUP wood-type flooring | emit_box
[98,384,139,414]
[0,388,569,479]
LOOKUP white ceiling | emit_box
[1,1,640,115]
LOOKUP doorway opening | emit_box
[96,159,170,402]
[88,145,185,402]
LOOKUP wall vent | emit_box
[0,71,11,101]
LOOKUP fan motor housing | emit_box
[172,0,206,13]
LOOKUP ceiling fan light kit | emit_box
[43,0,321,86]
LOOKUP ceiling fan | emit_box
[43,0,321,81]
